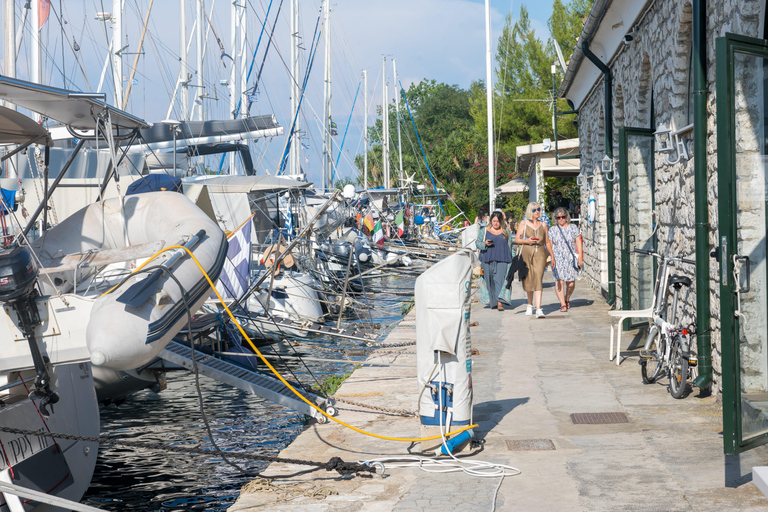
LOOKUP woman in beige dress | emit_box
[515,202,550,318]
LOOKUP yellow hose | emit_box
[107,244,478,442]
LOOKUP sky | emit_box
[0,0,557,186]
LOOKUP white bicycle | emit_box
[634,250,698,399]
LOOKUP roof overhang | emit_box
[0,75,149,130]
[516,138,580,178]
[557,0,652,109]
[495,177,528,196]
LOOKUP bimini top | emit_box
[183,174,312,193]
[0,75,149,131]
[0,104,53,146]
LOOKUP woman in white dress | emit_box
[546,207,584,312]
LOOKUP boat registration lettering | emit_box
[0,428,51,470]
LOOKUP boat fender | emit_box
[588,193,596,225]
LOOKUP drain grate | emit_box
[570,412,628,424]
[505,439,556,451]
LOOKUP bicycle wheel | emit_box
[669,335,688,399]
[641,330,664,384]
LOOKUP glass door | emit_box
[619,127,656,329]
[717,33,768,454]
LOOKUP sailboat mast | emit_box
[180,0,188,120]
[363,69,368,189]
[3,1,16,94]
[393,58,403,187]
[322,0,332,189]
[196,0,204,121]
[289,0,301,176]
[239,4,247,118]
[112,0,123,107]
[229,0,237,173]
[484,0,495,211]
[382,57,389,189]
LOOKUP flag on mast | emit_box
[372,220,384,245]
[213,220,252,305]
[364,212,374,231]
[395,210,404,237]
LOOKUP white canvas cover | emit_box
[416,249,476,425]
[461,223,479,250]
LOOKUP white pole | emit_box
[393,58,403,186]
[29,0,40,121]
[381,57,388,189]
[196,0,204,121]
[322,0,332,189]
[485,0,495,211]
[229,0,237,173]
[4,1,16,91]
[15,2,28,59]
[239,3,247,118]
[112,0,123,107]
[363,69,368,189]
[180,0,188,120]
[289,0,300,176]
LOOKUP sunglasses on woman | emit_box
[556,215,566,219]
[532,208,541,212]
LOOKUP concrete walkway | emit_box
[231,276,768,511]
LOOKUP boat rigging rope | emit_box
[106,243,478,443]
[0,425,374,477]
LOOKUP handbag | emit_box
[557,224,583,280]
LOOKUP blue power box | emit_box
[420,381,470,426]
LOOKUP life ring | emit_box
[588,194,596,224]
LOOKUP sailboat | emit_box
[0,79,228,510]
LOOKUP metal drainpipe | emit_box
[692,0,712,390]
[582,41,616,306]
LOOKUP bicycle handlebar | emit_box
[631,249,695,266]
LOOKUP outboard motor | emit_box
[0,244,59,416]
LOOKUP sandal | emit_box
[497,303,504,311]
[560,305,568,312]
[566,300,571,309]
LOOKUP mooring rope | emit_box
[0,425,375,477]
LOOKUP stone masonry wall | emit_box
[575,0,764,393]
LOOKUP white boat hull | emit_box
[0,364,99,511]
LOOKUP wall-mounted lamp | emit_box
[576,168,589,189]
[597,154,618,182]
[654,122,691,165]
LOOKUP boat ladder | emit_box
[159,340,334,422]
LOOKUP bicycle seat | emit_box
[668,274,692,289]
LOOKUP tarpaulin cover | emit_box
[0,188,16,215]
[416,249,477,425]
[461,223,479,250]
[126,174,183,195]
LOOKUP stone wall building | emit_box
[558,0,768,454]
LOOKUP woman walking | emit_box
[516,202,550,318]
[476,211,514,311]
[547,207,584,312]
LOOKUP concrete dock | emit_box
[230,277,768,511]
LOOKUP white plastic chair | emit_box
[608,307,654,365]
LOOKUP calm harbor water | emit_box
[81,272,415,511]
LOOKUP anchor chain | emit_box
[331,397,416,417]
[0,425,375,477]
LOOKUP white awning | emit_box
[539,156,581,176]
[495,177,528,196]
